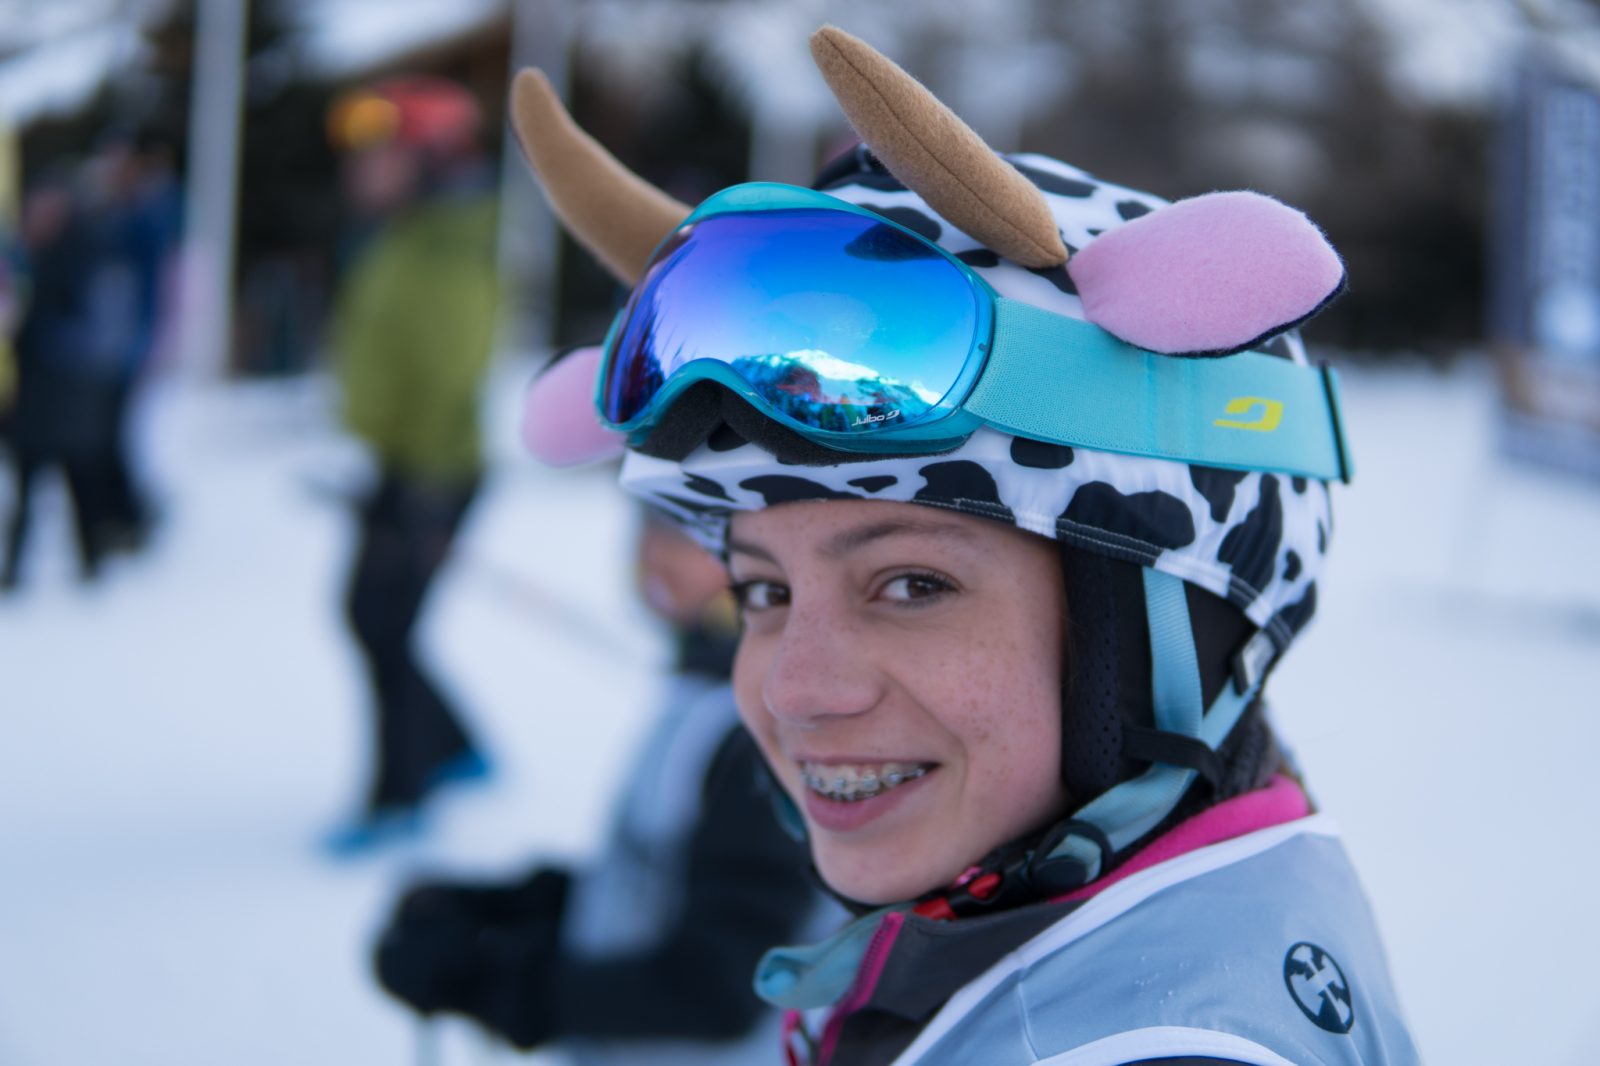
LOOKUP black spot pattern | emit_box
[1010,438,1075,469]
[914,461,1014,521]
[821,170,906,192]
[1027,261,1078,295]
[847,475,898,494]
[859,147,891,173]
[1217,475,1283,594]
[1116,200,1153,221]
[684,473,732,502]
[1010,161,1097,198]
[739,475,861,507]
[1062,482,1196,558]
[859,204,942,242]
[1283,550,1302,582]
[1317,522,1327,554]
[815,147,905,192]
[707,423,748,452]
[1274,583,1318,637]
[1189,467,1249,523]
[653,492,722,518]
[956,249,1000,268]
[1291,476,1307,494]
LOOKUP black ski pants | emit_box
[1,446,105,586]
[344,470,480,812]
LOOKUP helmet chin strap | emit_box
[1028,569,1268,891]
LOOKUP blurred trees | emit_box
[1013,0,1491,355]
[12,0,1588,365]
[571,0,1505,357]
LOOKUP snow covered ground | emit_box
[1,356,1597,1065]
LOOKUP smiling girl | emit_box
[728,502,1070,907]
[510,26,1420,1066]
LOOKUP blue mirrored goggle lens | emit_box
[603,208,982,435]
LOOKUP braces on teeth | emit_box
[801,763,929,802]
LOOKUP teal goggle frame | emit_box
[596,183,1352,482]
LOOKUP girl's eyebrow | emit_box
[727,519,977,565]
[725,538,775,563]
[820,519,978,559]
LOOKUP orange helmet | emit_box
[327,75,480,155]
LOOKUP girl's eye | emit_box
[730,579,790,612]
[880,571,954,603]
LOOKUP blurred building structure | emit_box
[1492,28,1600,481]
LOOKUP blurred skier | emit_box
[374,499,840,1062]
[1,168,115,588]
[75,129,177,552]
[0,215,19,413]
[324,77,500,852]
[2,132,177,591]
[0,214,21,440]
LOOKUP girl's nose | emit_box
[759,604,882,727]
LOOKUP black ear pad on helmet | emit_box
[1059,549,1151,803]
[1058,548,1264,807]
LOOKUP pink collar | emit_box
[1055,774,1310,904]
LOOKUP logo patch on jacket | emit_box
[1283,941,1355,1033]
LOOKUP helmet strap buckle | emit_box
[1231,629,1278,695]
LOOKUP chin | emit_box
[815,848,954,906]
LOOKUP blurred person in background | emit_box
[374,466,838,1063]
[0,210,21,419]
[1,130,177,592]
[0,123,25,480]
[324,76,500,853]
[75,128,178,553]
[1,166,112,589]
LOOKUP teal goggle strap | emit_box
[603,183,1352,481]
[972,299,1353,483]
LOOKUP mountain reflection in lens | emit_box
[604,209,980,433]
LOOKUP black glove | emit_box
[373,868,570,1047]
[390,867,570,928]
[373,893,486,1016]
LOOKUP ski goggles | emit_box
[597,183,1351,481]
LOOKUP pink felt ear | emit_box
[520,345,626,466]
[1067,191,1344,357]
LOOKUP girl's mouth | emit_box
[799,760,935,803]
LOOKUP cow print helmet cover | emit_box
[510,26,1346,893]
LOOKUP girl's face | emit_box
[728,499,1069,905]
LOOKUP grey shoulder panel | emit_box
[898,823,1420,1066]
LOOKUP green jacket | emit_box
[333,194,499,482]
[0,340,13,408]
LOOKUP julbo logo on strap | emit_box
[1214,396,1284,432]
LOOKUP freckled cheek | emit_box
[937,659,1064,823]
[928,678,1007,785]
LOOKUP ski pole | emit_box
[415,1017,441,1066]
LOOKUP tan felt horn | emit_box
[809,26,1068,269]
[509,68,691,285]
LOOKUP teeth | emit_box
[799,761,930,802]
